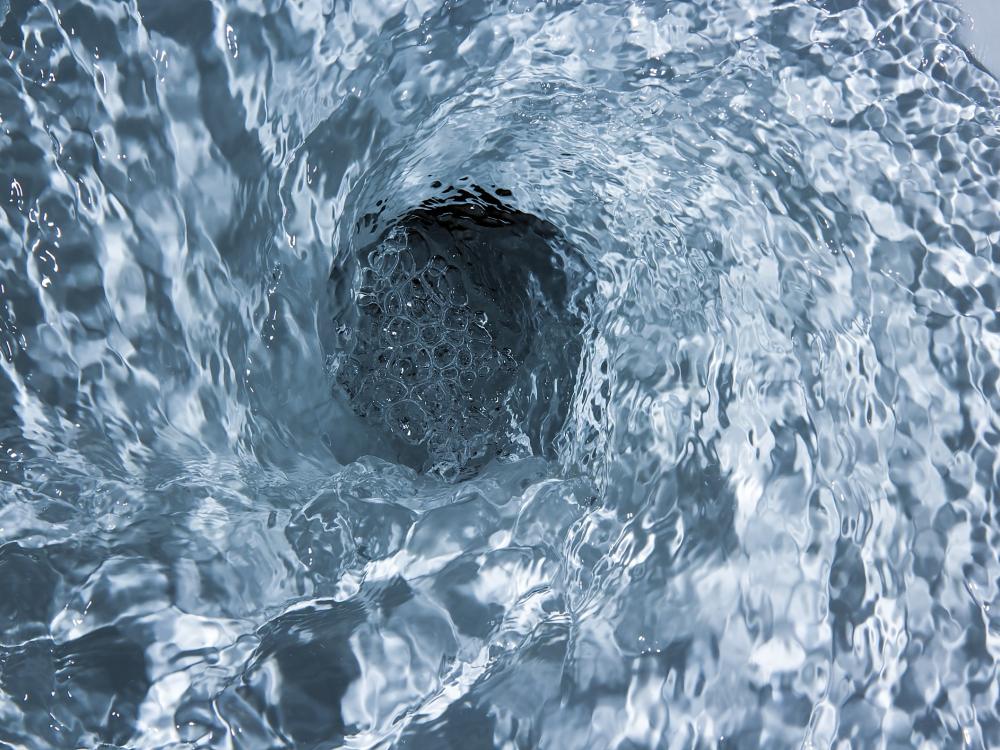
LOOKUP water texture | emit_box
[0,0,998,747]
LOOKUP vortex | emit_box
[0,0,998,747]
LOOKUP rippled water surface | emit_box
[1,0,1000,747]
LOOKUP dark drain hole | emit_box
[324,186,587,481]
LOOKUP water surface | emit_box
[1,0,999,748]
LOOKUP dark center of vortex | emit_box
[326,187,584,480]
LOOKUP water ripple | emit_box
[0,0,999,748]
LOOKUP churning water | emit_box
[1,0,999,747]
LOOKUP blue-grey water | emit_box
[1,0,999,748]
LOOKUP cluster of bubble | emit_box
[331,226,520,479]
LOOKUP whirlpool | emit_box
[0,0,999,748]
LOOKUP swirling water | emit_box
[0,0,999,747]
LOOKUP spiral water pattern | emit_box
[0,0,999,748]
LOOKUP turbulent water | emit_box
[1,0,999,747]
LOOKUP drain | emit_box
[325,187,586,480]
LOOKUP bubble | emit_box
[383,291,404,316]
[409,298,436,322]
[368,376,406,405]
[369,245,398,276]
[384,318,416,344]
[444,308,469,331]
[419,323,440,345]
[432,343,457,366]
[415,382,449,417]
[409,277,428,302]
[413,347,432,372]
[392,355,417,381]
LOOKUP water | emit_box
[326,193,585,480]
[0,0,998,747]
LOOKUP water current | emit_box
[1,0,999,747]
